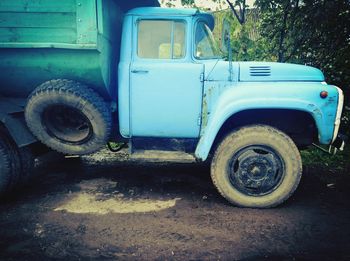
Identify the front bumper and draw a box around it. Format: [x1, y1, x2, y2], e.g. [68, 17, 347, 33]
[329, 86, 346, 153]
[332, 133, 347, 151]
[332, 87, 344, 143]
[313, 133, 347, 155]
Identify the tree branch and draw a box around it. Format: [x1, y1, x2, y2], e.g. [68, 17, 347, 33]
[226, 0, 246, 25]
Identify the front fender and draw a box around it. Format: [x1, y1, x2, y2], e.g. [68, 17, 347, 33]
[195, 82, 338, 161]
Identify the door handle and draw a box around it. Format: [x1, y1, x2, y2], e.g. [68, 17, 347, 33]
[131, 69, 149, 74]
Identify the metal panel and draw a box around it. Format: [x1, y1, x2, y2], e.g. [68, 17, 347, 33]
[0, 98, 36, 147]
[0, 48, 104, 98]
[195, 81, 339, 160]
[1, 114, 37, 147]
[0, 12, 76, 28]
[76, 0, 97, 44]
[0, 0, 78, 45]
[0, 28, 77, 43]
[239, 62, 325, 82]
[0, 0, 76, 13]
[96, 0, 125, 100]
[130, 61, 204, 138]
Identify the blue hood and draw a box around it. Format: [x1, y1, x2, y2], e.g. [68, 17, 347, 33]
[239, 62, 325, 82]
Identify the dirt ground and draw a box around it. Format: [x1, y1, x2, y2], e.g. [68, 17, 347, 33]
[0, 149, 350, 261]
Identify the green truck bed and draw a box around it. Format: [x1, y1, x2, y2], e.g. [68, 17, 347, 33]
[0, 0, 158, 99]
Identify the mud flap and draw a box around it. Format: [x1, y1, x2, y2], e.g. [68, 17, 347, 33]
[0, 98, 37, 148]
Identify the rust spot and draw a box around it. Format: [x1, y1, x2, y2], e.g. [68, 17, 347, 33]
[312, 108, 322, 118]
[201, 94, 208, 130]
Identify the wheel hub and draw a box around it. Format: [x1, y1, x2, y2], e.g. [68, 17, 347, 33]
[42, 105, 93, 144]
[229, 146, 285, 196]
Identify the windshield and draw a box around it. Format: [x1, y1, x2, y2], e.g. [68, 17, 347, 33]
[195, 21, 222, 59]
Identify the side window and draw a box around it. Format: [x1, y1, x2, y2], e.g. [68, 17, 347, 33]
[137, 20, 186, 59]
[195, 21, 221, 59]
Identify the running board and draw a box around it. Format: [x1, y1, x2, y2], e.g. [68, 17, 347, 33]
[130, 150, 196, 163]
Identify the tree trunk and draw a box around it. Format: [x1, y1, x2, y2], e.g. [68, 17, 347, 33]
[278, 4, 290, 62]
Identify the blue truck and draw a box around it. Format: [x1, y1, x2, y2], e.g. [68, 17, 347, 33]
[0, 1, 345, 208]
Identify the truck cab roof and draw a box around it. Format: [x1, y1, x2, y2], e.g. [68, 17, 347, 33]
[126, 7, 215, 29]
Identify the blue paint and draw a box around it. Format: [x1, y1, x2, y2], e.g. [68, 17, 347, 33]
[118, 14, 133, 137]
[119, 10, 206, 138]
[117, 7, 342, 161]
[239, 62, 325, 82]
[129, 61, 203, 137]
[203, 60, 238, 82]
[195, 81, 339, 160]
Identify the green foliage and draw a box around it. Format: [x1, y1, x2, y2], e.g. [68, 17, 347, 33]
[160, 0, 197, 8]
[255, 0, 350, 97]
[256, 0, 302, 62]
[213, 9, 271, 61]
[181, 0, 230, 10]
[301, 144, 349, 172]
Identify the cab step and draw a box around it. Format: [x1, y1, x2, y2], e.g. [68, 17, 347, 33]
[130, 150, 196, 163]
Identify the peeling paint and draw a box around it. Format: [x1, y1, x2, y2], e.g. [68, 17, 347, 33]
[201, 96, 208, 129]
[312, 108, 323, 118]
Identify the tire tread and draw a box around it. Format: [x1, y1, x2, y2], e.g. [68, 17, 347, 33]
[211, 124, 302, 208]
[25, 79, 112, 155]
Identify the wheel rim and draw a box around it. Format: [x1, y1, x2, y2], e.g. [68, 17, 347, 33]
[228, 145, 285, 196]
[42, 105, 93, 144]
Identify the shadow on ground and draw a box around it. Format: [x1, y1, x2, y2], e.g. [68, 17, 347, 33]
[0, 149, 349, 260]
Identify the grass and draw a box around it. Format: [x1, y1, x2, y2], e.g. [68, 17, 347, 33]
[302, 107, 349, 173]
[301, 145, 349, 172]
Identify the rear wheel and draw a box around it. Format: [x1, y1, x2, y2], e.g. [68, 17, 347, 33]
[211, 125, 302, 208]
[0, 132, 21, 195]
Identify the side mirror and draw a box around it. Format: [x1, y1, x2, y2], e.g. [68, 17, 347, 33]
[221, 18, 233, 81]
[221, 18, 231, 54]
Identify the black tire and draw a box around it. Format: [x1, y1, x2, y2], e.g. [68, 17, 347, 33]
[0, 133, 21, 195]
[25, 79, 112, 155]
[211, 125, 302, 208]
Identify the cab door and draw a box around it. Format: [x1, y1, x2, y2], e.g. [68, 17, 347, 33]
[130, 19, 203, 138]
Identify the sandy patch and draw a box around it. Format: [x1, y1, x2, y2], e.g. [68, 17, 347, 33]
[54, 178, 180, 214]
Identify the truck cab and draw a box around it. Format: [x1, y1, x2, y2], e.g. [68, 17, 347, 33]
[119, 8, 344, 160]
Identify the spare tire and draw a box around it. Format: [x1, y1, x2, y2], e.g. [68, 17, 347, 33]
[25, 79, 112, 155]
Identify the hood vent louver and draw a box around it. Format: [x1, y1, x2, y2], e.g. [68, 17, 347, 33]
[249, 66, 271, 77]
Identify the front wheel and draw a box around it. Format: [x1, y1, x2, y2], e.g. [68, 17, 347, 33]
[211, 125, 302, 208]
